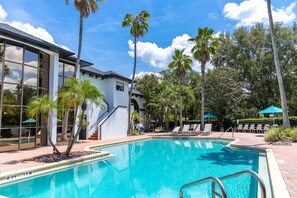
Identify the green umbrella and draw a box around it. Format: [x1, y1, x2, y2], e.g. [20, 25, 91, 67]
[22, 118, 36, 124]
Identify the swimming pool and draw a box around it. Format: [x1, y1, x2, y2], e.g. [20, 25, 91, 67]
[0, 139, 269, 197]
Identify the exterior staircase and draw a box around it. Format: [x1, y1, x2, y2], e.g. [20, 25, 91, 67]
[88, 131, 98, 140]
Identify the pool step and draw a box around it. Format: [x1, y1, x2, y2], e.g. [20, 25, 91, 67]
[89, 131, 98, 140]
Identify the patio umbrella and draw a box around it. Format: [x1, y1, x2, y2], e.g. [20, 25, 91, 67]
[204, 113, 217, 123]
[22, 118, 36, 124]
[258, 105, 282, 114]
[258, 105, 282, 124]
[204, 113, 217, 118]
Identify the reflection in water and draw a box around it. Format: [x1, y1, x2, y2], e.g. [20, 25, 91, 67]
[0, 140, 262, 198]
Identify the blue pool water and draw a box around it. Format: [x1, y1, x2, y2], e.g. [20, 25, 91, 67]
[0, 139, 262, 198]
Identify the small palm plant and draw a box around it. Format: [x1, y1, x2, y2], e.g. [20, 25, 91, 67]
[27, 95, 60, 154]
[189, 27, 219, 130]
[168, 49, 193, 127]
[64, 78, 104, 156]
[122, 10, 151, 134]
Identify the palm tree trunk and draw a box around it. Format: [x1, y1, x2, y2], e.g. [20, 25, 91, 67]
[179, 81, 183, 127]
[267, 0, 290, 128]
[74, 14, 84, 78]
[65, 109, 85, 156]
[201, 62, 205, 131]
[165, 107, 169, 130]
[61, 110, 69, 141]
[65, 107, 78, 154]
[127, 36, 137, 134]
[174, 104, 177, 127]
[47, 117, 60, 154]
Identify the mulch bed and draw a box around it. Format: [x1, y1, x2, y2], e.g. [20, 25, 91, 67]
[23, 151, 97, 163]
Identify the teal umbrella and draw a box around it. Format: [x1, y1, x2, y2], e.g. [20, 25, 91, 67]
[204, 113, 217, 118]
[22, 118, 36, 124]
[258, 105, 282, 114]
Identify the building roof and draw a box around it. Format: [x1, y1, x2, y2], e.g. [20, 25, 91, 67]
[130, 89, 144, 97]
[81, 66, 132, 83]
[0, 22, 73, 58]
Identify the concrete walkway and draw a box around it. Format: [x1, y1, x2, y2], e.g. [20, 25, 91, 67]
[0, 132, 296, 197]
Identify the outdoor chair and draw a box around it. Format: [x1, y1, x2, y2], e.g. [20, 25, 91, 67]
[171, 126, 180, 135]
[180, 124, 190, 135]
[201, 124, 212, 136]
[249, 124, 255, 133]
[189, 124, 200, 136]
[242, 124, 249, 133]
[255, 124, 263, 133]
[236, 124, 243, 132]
[263, 124, 270, 133]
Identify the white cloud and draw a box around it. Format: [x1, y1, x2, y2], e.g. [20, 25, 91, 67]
[208, 12, 219, 20]
[223, 0, 296, 27]
[127, 34, 214, 71]
[128, 34, 194, 68]
[131, 71, 161, 79]
[0, 4, 72, 50]
[0, 5, 7, 21]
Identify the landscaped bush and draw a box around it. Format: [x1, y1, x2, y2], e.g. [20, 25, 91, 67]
[264, 127, 297, 142]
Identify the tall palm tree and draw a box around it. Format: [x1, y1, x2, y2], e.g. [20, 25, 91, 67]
[27, 95, 60, 154]
[122, 10, 151, 134]
[168, 49, 193, 127]
[189, 27, 219, 130]
[65, 0, 105, 77]
[64, 78, 104, 156]
[267, 0, 290, 127]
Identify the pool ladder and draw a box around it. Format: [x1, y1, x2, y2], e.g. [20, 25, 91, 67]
[179, 170, 266, 198]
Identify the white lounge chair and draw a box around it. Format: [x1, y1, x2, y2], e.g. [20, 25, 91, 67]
[255, 124, 262, 133]
[201, 124, 212, 136]
[188, 124, 200, 136]
[242, 124, 249, 133]
[236, 124, 243, 132]
[180, 124, 190, 135]
[171, 126, 180, 135]
[249, 124, 255, 133]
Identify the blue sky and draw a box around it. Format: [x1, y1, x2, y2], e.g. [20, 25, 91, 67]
[0, 0, 296, 78]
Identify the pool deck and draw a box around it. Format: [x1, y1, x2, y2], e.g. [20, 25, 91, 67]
[0, 132, 296, 197]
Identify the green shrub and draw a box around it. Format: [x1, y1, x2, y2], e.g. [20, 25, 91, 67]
[264, 128, 281, 142]
[132, 130, 139, 136]
[264, 127, 297, 142]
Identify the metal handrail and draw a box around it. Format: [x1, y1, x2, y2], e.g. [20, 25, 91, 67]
[179, 170, 266, 198]
[219, 170, 266, 198]
[217, 127, 234, 139]
[179, 176, 227, 198]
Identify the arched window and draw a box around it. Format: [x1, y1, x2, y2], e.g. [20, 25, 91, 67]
[131, 99, 139, 113]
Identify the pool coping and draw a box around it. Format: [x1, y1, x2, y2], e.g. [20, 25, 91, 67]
[0, 151, 109, 186]
[0, 135, 290, 198]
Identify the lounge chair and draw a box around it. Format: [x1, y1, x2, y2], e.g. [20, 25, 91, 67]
[249, 124, 255, 133]
[263, 124, 270, 133]
[188, 124, 200, 136]
[242, 124, 249, 133]
[236, 124, 243, 132]
[180, 124, 190, 135]
[255, 124, 263, 133]
[201, 124, 212, 136]
[171, 126, 180, 135]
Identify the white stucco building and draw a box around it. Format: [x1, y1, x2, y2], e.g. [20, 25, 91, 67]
[0, 22, 146, 152]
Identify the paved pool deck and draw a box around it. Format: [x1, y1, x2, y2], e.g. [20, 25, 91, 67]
[0, 132, 296, 197]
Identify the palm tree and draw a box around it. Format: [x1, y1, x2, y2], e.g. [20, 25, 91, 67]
[58, 86, 77, 141]
[27, 95, 60, 154]
[189, 27, 219, 130]
[122, 10, 151, 134]
[267, 0, 290, 127]
[65, 0, 105, 77]
[64, 78, 104, 156]
[168, 49, 193, 127]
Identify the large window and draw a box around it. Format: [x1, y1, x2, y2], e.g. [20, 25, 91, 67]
[0, 41, 50, 151]
[58, 62, 75, 87]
